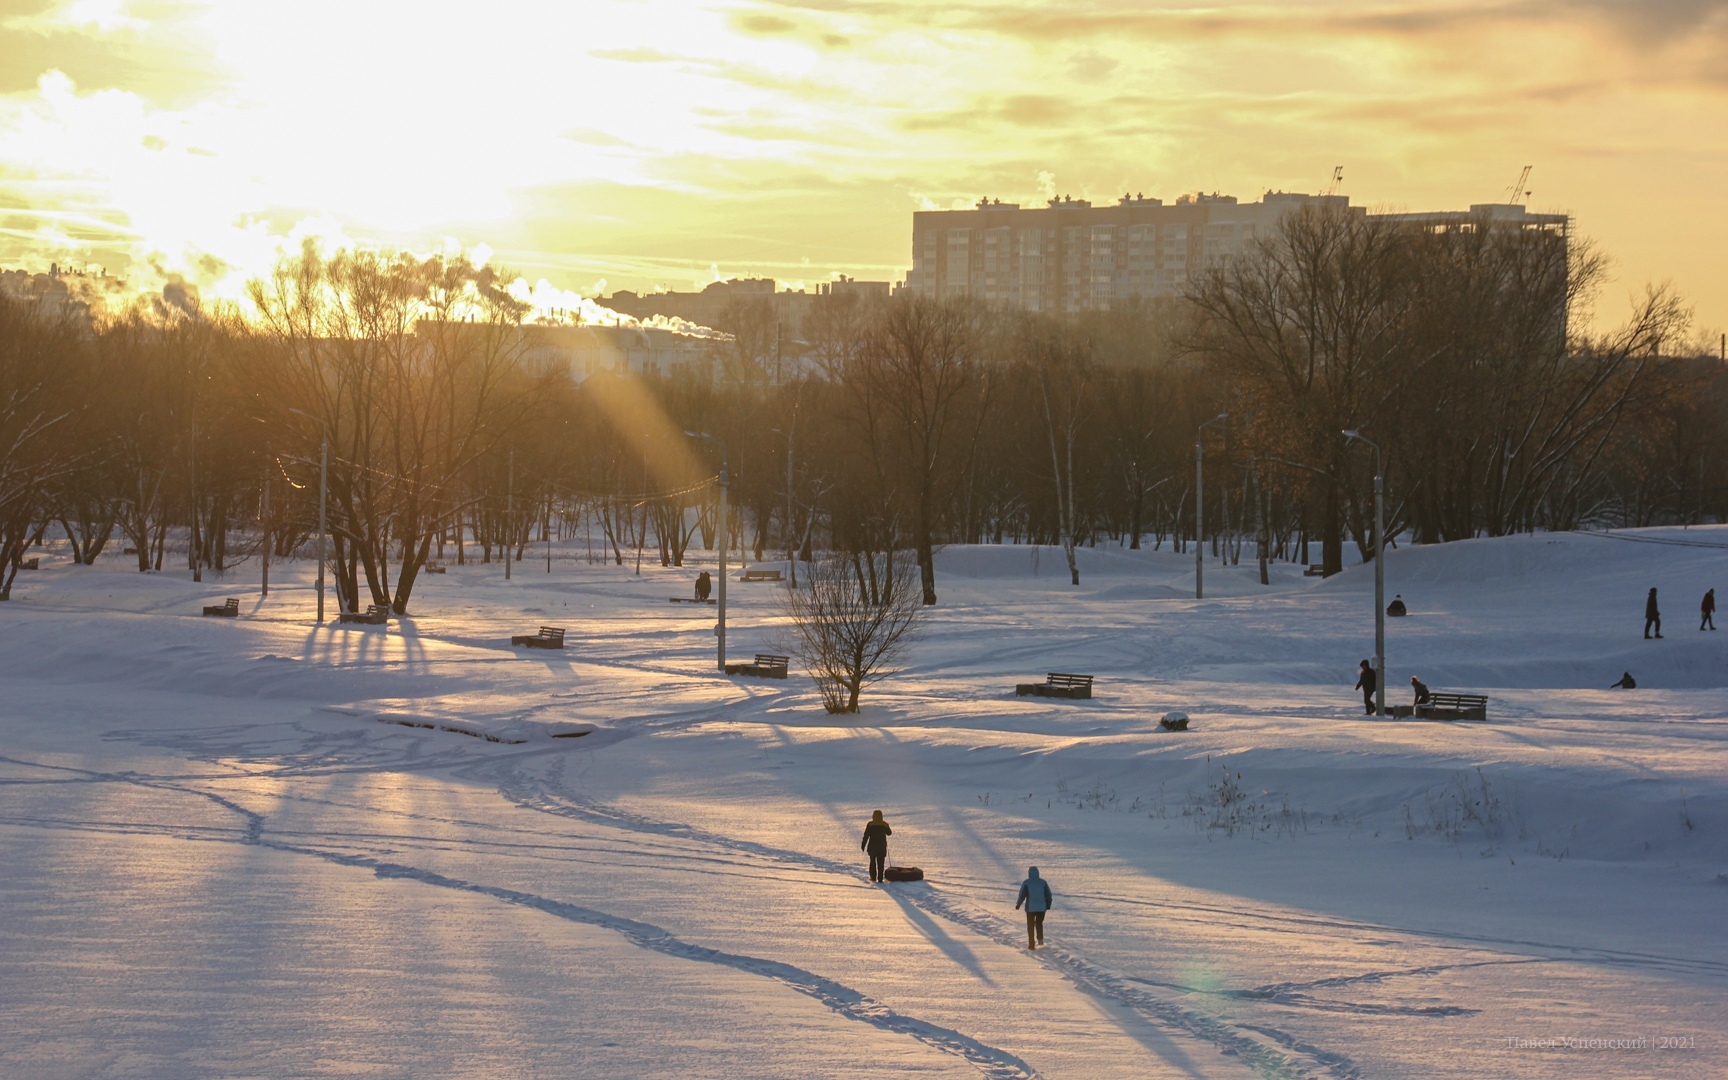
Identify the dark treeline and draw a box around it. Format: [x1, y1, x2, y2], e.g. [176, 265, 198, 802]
[3, 207, 1724, 605]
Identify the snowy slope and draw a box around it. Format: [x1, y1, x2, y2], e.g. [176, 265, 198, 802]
[1, 529, 1724, 1078]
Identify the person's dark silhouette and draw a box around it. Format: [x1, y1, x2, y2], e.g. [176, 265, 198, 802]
[861, 810, 891, 882]
[695, 571, 711, 602]
[1611, 671, 1636, 689]
[1411, 676, 1432, 706]
[1354, 660, 1377, 715]
[1015, 866, 1052, 949]
[1386, 594, 1408, 617]
[1702, 589, 1716, 631]
[1645, 588, 1662, 639]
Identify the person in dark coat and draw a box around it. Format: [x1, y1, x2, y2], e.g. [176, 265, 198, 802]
[1702, 589, 1716, 631]
[1015, 866, 1053, 949]
[861, 810, 891, 882]
[1386, 594, 1408, 617]
[1410, 676, 1432, 706]
[1645, 588, 1662, 639]
[1354, 660, 1377, 715]
[695, 571, 712, 601]
[1611, 671, 1636, 689]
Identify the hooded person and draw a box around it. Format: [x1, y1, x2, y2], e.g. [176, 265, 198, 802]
[1015, 866, 1053, 949]
[1645, 588, 1662, 639]
[1702, 588, 1716, 631]
[1354, 660, 1377, 715]
[861, 811, 892, 883]
[1611, 671, 1636, 689]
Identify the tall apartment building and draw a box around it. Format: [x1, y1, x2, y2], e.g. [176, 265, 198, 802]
[906, 191, 1567, 312]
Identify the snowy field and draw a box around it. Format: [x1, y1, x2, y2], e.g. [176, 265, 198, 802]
[2, 529, 1725, 1079]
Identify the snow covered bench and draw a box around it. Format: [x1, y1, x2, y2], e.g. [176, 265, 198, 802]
[725, 653, 789, 678]
[1016, 673, 1094, 700]
[1414, 692, 1488, 721]
[511, 626, 565, 649]
[16, 557, 39, 570]
[338, 604, 390, 625]
[202, 597, 240, 617]
[740, 568, 784, 582]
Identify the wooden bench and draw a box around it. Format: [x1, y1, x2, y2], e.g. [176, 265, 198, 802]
[202, 597, 240, 617]
[726, 653, 789, 678]
[338, 603, 390, 625]
[1414, 691, 1489, 721]
[740, 568, 784, 582]
[1016, 672, 1094, 700]
[1304, 564, 1326, 577]
[511, 625, 565, 649]
[669, 597, 716, 604]
[423, 562, 447, 574]
[16, 557, 39, 570]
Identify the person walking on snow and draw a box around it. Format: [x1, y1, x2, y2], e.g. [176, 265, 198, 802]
[1645, 588, 1663, 639]
[1355, 660, 1377, 715]
[1016, 866, 1053, 949]
[695, 571, 712, 602]
[1702, 588, 1716, 631]
[861, 811, 891, 883]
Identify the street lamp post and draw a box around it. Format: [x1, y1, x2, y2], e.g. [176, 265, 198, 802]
[317, 436, 328, 622]
[1195, 413, 1228, 599]
[1343, 430, 1385, 718]
[260, 474, 270, 598]
[286, 409, 331, 622]
[687, 432, 729, 671]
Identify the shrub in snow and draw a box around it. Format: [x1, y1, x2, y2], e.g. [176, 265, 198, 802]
[782, 550, 925, 714]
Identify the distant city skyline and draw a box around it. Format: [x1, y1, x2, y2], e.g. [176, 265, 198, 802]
[0, 1, 1723, 333]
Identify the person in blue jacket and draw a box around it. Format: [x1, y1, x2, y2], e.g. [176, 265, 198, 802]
[1015, 866, 1053, 949]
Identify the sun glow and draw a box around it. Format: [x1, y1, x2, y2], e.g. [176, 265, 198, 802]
[1, 0, 1725, 326]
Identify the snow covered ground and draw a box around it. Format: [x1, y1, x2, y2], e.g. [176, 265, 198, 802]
[2, 529, 1724, 1078]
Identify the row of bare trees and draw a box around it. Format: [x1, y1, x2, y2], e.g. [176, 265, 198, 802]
[2, 209, 1723, 610]
[1191, 205, 1708, 572]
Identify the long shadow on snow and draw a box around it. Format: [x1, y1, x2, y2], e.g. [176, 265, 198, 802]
[494, 756, 1360, 1080]
[0, 754, 1041, 1080]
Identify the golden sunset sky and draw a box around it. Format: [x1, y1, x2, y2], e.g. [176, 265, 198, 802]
[1, 0, 1724, 331]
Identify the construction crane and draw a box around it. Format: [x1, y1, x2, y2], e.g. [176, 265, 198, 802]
[1502, 165, 1532, 205]
[1325, 166, 1343, 196]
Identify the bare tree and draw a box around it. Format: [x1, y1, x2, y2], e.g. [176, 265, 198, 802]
[782, 549, 925, 714]
[845, 294, 981, 604]
[248, 243, 541, 613]
[1026, 320, 1094, 584]
[0, 294, 81, 598]
[1192, 204, 1415, 573]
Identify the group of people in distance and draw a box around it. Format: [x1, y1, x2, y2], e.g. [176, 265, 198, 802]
[1351, 586, 1719, 711]
[1643, 586, 1715, 639]
[1351, 663, 1436, 715]
[862, 811, 1053, 951]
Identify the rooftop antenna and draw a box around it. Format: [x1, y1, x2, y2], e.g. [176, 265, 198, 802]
[1503, 165, 1532, 206]
[1325, 165, 1343, 196]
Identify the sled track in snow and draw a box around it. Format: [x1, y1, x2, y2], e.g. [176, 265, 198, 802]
[0, 756, 1040, 1080]
[496, 758, 1363, 1080]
